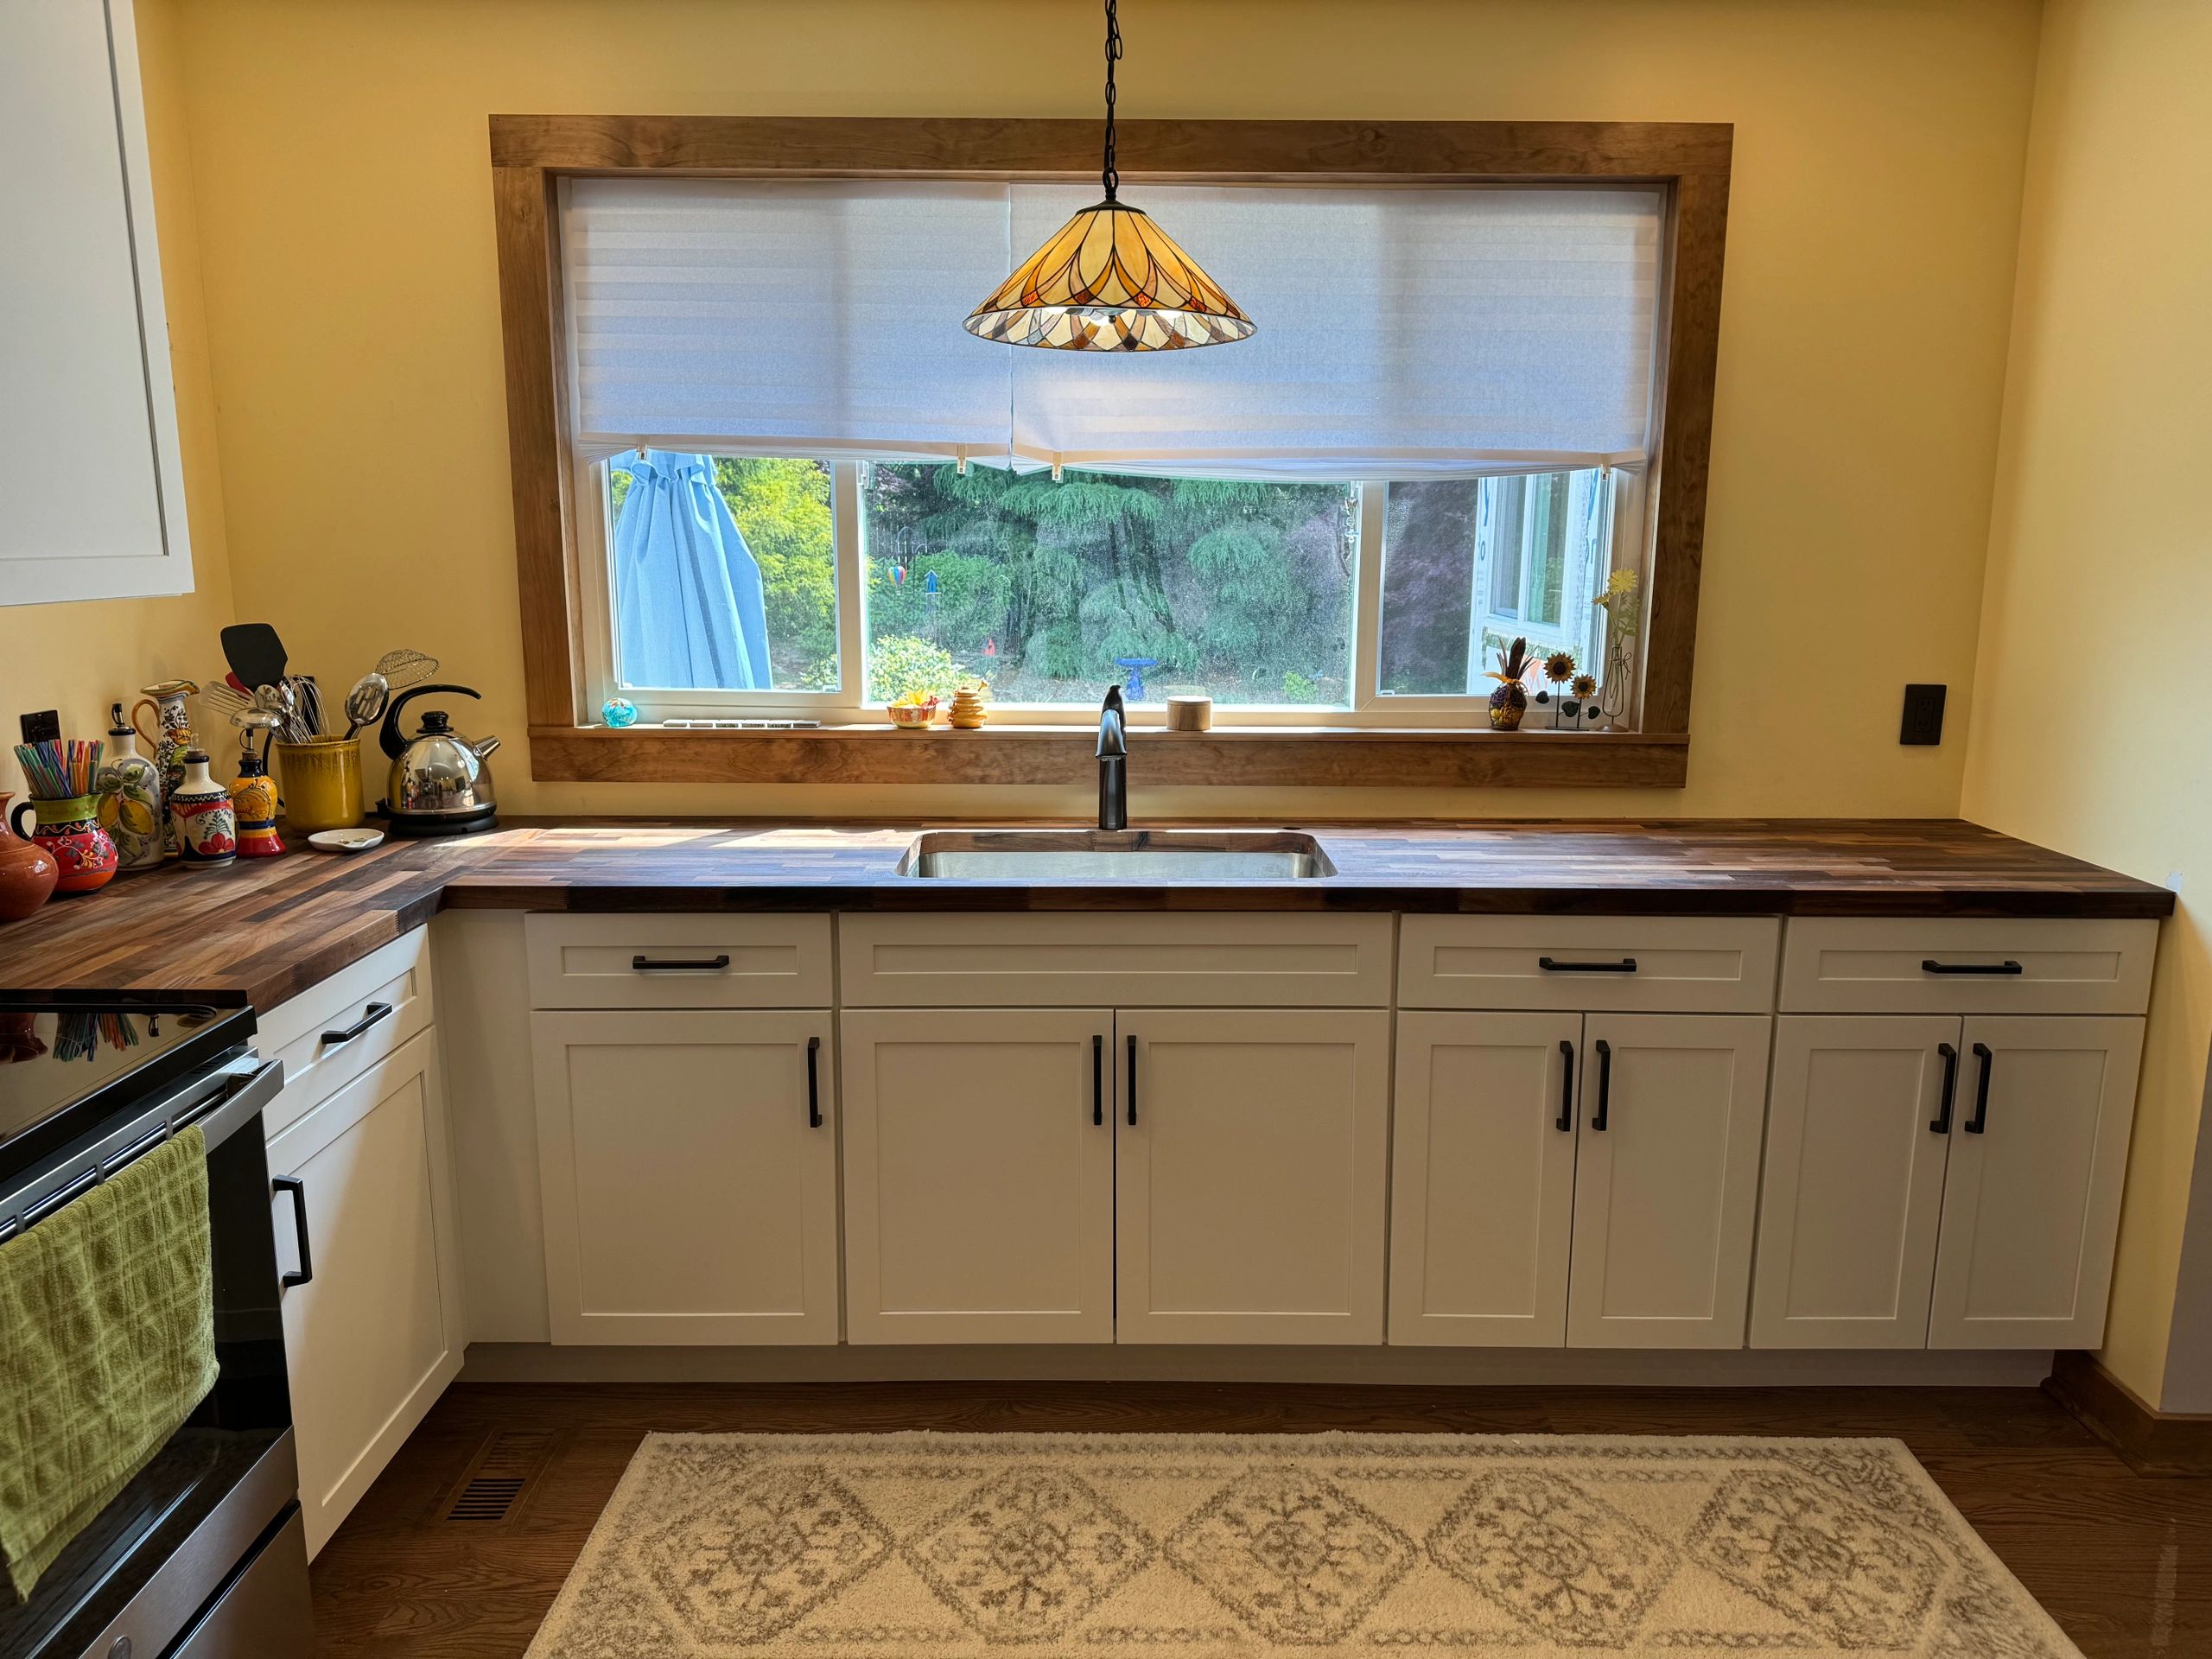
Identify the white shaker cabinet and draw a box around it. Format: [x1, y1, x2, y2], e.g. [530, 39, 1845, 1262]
[1116, 1009, 1391, 1344]
[1566, 1014, 1772, 1349]
[1928, 1015, 2144, 1349]
[531, 1009, 840, 1344]
[841, 1008, 1116, 1344]
[268, 1027, 461, 1559]
[1388, 1012, 1580, 1346]
[0, 0, 194, 603]
[1749, 1017, 1958, 1348]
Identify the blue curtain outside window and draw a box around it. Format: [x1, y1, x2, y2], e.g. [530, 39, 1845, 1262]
[609, 450, 772, 690]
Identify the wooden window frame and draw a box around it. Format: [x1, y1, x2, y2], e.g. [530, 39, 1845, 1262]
[492, 116, 1731, 790]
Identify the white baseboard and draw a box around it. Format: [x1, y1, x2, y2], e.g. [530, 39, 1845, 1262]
[460, 1342, 2053, 1389]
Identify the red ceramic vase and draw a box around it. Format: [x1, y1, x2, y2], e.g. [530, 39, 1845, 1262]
[9, 795, 118, 895]
[0, 791, 61, 919]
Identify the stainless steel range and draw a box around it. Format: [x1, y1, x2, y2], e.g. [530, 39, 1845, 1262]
[0, 994, 309, 1658]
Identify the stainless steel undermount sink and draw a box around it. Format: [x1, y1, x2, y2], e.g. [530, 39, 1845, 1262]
[899, 829, 1337, 880]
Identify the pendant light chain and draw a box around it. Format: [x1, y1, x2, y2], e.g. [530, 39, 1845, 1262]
[1101, 0, 1122, 201]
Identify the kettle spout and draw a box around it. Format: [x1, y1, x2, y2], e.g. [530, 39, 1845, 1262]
[470, 735, 502, 761]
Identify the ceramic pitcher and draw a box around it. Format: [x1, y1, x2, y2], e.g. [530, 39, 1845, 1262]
[96, 703, 167, 872]
[133, 679, 200, 861]
[168, 749, 236, 867]
[0, 792, 60, 920]
[8, 796, 118, 893]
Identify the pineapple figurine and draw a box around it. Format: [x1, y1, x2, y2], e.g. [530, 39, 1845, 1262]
[1486, 636, 1535, 730]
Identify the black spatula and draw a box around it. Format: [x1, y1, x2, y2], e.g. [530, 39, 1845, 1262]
[220, 622, 289, 691]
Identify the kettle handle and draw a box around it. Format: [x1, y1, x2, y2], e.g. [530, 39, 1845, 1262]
[379, 683, 480, 760]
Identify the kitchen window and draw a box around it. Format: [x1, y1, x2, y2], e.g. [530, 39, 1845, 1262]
[492, 117, 1731, 785]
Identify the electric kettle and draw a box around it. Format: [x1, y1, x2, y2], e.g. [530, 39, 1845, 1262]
[378, 683, 499, 836]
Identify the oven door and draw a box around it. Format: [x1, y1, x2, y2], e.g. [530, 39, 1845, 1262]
[0, 1058, 311, 1659]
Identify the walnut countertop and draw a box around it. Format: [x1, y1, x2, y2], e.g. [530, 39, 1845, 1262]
[0, 818, 2171, 1012]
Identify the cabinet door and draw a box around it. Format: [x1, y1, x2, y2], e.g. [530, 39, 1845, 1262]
[532, 1009, 839, 1344]
[1567, 1014, 1772, 1349]
[1117, 1009, 1390, 1344]
[1389, 1012, 1580, 1346]
[1750, 1016, 1958, 1349]
[842, 1009, 1114, 1343]
[1928, 1015, 2145, 1349]
[268, 1029, 461, 1559]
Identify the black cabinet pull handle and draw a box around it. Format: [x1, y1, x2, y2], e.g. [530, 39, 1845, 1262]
[805, 1036, 823, 1128]
[1965, 1043, 1993, 1134]
[272, 1175, 314, 1288]
[1592, 1039, 1613, 1131]
[1127, 1034, 1138, 1127]
[1555, 1039, 1576, 1133]
[1922, 959, 2024, 976]
[1093, 1034, 1104, 1127]
[321, 1001, 392, 1046]
[1539, 957, 1638, 974]
[632, 953, 731, 972]
[1931, 1041, 1959, 1135]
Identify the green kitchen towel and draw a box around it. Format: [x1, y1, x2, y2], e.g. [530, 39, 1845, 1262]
[0, 1127, 218, 1603]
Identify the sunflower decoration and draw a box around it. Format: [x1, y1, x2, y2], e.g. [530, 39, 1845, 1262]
[1543, 651, 1577, 684]
[1571, 673, 1599, 701]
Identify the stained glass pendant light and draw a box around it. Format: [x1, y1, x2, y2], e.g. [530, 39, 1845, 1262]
[964, 0, 1254, 352]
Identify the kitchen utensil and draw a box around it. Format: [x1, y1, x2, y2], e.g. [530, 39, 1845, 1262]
[341, 672, 389, 739]
[273, 735, 364, 834]
[219, 623, 288, 694]
[289, 675, 324, 739]
[198, 680, 252, 723]
[307, 826, 383, 855]
[377, 684, 498, 836]
[373, 649, 438, 690]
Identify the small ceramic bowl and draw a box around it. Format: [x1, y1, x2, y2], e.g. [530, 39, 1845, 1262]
[886, 698, 940, 729]
[308, 827, 385, 855]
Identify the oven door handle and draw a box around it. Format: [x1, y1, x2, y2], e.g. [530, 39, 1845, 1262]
[187, 1058, 286, 1154]
[271, 1175, 314, 1288]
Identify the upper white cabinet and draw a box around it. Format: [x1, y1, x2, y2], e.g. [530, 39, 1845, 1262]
[1566, 1014, 1773, 1349]
[0, 0, 193, 604]
[1116, 1009, 1391, 1344]
[532, 1007, 840, 1344]
[1928, 1015, 2143, 1348]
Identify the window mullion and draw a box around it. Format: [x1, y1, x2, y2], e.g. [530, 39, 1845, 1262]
[1350, 480, 1386, 713]
[834, 461, 867, 709]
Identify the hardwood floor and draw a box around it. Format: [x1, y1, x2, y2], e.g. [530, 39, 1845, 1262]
[308, 1381, 2212, 1657]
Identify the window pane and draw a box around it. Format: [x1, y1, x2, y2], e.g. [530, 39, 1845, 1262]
[606, 454, 837, 692]
[861, 465, 1357, 707]
[1380, 470, 1616, 696]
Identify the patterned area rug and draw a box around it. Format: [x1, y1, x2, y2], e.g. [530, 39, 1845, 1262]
[525, 1432, 2080, 1656]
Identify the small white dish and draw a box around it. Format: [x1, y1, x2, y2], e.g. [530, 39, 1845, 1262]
[308, 827, 385, 855]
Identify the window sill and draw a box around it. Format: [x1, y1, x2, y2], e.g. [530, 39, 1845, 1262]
[528, 724, 1690, 790]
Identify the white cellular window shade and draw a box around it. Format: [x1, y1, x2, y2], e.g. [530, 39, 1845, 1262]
[562, 178, 1663, 479]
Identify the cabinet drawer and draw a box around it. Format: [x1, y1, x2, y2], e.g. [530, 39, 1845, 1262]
[1780, 918, 2158, 1015]
[1398, 917, 1779, 1013]
[524, 914, 832, 1008]
[839, 913, 1393, 1007]
[259, 929, 433, 1141]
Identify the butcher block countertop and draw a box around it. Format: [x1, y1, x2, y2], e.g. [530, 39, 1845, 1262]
[0, 818, 2172, 1012]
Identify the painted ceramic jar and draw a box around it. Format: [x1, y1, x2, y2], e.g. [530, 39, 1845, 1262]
[0, 792, 61, 921]
[168, 750, 236, 868]
[96, 709, 167, 872]
[229, 753, 286, 859]
[8, 795, 118, 893]
[133, 679, 200, 861]
[1486, 681, 1529, 731]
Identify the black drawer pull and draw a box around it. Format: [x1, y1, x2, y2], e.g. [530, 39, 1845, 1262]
[321, 1001, 392, 1046]
[273, 1175, 314, 1288]
[632, 953, 731, 972]
[1093, 1033, 1104, 1127]
[1931, 1041, 1959, 1135]
[1539, 957, 1638, 974]
[1592, 1039, 1613, 1131]
[1965, 1043, 1994, 1134]
[1127, 1034, 1138, 1127]
[1555, 1039, 1575, 1133]
[806, 1036, 823, 1128]
[1922, 959, 2024, 976]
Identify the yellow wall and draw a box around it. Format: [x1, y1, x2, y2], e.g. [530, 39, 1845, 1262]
[0, 0, 235, 801]
[1961, 0, 2212, 1409]
[144, 0, 2041, 819]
